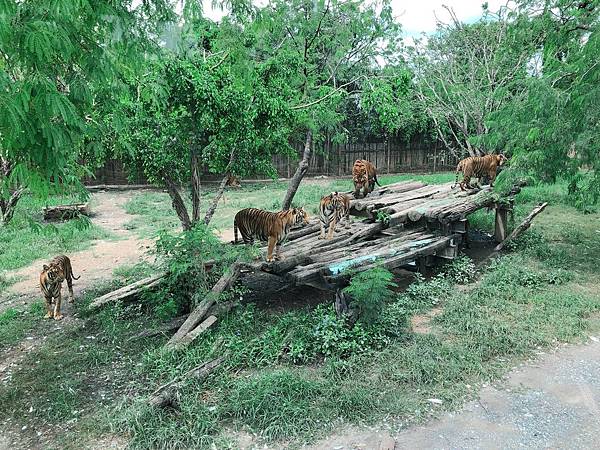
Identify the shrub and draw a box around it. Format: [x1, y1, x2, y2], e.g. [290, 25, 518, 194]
[343, 268, 397, 325]
[146, 224, 256, 319]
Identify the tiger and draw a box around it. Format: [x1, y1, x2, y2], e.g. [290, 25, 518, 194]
[352, 159, 380, 198]
[319, 192, 351, 240]
[454, 153, 508, 191]
[40, 255, 80, 321]
[226, 174, 241, 188]
[234, 207, 309, 262]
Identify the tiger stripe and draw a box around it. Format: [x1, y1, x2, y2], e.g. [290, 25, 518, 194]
[352, 159, 380, 198]
[454, 154, 507, 191]
[234, 207, 308, 262]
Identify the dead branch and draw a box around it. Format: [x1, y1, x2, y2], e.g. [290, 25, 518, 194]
[494, 202, 548, 252]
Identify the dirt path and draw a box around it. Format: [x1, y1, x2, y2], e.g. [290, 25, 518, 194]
[309, 337, 600, 450]
[3, 191, 153, 313]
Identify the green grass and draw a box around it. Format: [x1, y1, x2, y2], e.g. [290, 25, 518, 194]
[1, 177, 600, 449]
[0, 194, 111, 274]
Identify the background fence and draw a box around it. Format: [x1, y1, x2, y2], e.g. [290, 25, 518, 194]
[85, 138, 459, 185]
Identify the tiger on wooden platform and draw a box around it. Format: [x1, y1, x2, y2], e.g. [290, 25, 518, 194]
[454, 153, 507, 191]
[234, 207, 309, 262]
[352, 159, 380, 198]
[319, 192, 351, 240]
[40, 255, 80, 321]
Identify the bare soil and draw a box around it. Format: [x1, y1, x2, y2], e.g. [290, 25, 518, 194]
[3, 191, 153, 314]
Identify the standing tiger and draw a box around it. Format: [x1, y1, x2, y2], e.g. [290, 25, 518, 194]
[40, 255, 80, 321]
[234, 207, 309, 262]
[454, 153, 507, 191]
[319, 192, 351, 240]
[352, 159, 380, 198]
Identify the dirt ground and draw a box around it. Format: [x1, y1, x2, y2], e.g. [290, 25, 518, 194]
[2, 189, 600, 449]
[3, 190, 154, 314]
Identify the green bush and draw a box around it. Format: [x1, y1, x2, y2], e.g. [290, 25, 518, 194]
[146, 224, 257, 319]
[344, 268, 397, 325]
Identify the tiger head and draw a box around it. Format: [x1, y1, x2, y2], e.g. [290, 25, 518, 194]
[291, 207, 309, 226]
[497, 154, 508, 165]
[42, 263, 64, 284]
[352, 172, 368, 189]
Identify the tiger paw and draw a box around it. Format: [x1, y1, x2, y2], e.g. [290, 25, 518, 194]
[318, 235, 325, 240]
[45, 312, 53, 319]
[53, 314, 63, 321]
[69, 298, 75, 303]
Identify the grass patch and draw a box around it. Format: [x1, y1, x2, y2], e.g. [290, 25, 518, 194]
[123, 173, 455, 237]
[0, 194, 111, 272]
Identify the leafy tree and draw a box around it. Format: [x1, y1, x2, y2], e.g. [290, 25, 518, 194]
[484, 0, 600, 207]
[411, 5, 537, 157]
[0, 0, 173, 224]
[253, 0, 402, 209]
[110, 17, 296, 230]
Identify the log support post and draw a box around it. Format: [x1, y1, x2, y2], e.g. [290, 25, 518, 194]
[494, 205, 509, 243]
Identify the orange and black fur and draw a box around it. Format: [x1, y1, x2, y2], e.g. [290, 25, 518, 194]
[234, 207, 308, 262]
[352, 159, 380, 198]
[319, 192, 351, 240]
[40, 255, 80, 321]
[454, 154, 507, 191]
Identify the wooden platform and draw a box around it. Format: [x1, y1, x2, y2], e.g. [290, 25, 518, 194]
[247, 180, 502, 290]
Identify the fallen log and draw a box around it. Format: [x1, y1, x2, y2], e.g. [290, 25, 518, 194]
[166, 262, 243, 349]
[89, 273, 166, 310]
[171, 315, 218, 350]
[148, 356, 225, 408]
[43, 203, 90, 221]
[494, 202, 548, 252]
[89, 260, 217, 310]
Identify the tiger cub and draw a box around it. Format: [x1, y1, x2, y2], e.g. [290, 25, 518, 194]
[319, 192, 351, 240]
[234, 207, 309, 262]
[352, 159, 380, 198]
[40, 255, 80, 320]
[455, 153, 507, 191]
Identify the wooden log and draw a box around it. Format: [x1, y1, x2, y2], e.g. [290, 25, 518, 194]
[170, 315, 218, 350]
[166, 262, 243, 349]
[43, 203, 90, 221]
[126, 315, 188, 342]
[494, 202, 548, 252]
[327, 236, 453, 281]
[89, 273, 166, 310]
[148, 356, 225, 408]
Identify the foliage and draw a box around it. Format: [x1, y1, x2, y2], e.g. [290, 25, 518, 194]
[0, 0, 173, 222]
[148, 224, 256, 318]
[411, 5, 537, 157]
[483, 0, 600, 208]
[344, 267, 397, 325]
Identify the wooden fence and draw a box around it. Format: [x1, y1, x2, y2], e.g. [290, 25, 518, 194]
[85, 139, 459, 185]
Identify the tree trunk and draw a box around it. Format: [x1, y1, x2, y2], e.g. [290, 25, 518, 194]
[281, 130, 312, 210]
[203, 172, 230, 226]
[191, 150, 202, 224]
[203, 149, 236, 226]
[163, 174, 192, 231]
[0, 187, 24, 225]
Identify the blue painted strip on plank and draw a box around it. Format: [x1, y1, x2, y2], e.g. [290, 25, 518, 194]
[327, 236, 442, 275]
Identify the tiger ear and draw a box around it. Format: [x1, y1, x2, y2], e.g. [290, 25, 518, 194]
[43, 265, 49, 271]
